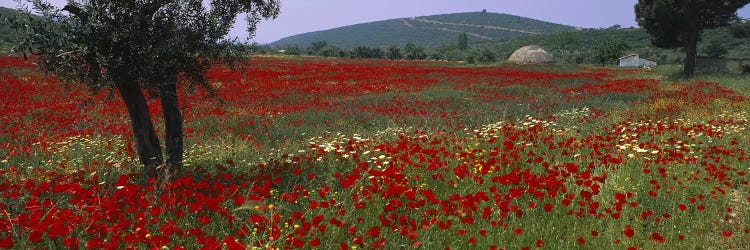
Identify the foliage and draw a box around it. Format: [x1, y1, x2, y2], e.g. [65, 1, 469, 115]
[550, 31, 582, 52]
[387, 44, 402, 59]
[351, 45, 384, 59]
[702, 39, 729, 57]
[457, 32, 469, 50]
[281, 45, 302, 56]
[235, 43, 277, 54]
[9, 0, 280, 180]
[478, 48, 496, 63]
[403, 42, 427, 60]
[730, 20, 750, 38]
[593, 39, 630, 65]
[635, 0, 749, 77]
[463, 50, 477, 64]
[307, 41, 329, 55]
[0, 7, 29, 51]
[635, 0, 747, 49]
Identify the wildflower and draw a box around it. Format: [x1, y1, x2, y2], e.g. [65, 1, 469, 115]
[535, 239, 545, 247]
[722, 231, 733, 237]
[577, 236, 586, 245]
[623, 226, 635, 238]
[0, 237, 13, 249]
[651, 232, 666, 243]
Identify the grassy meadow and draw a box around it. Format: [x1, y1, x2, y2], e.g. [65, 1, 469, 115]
[1, 55, 749, 249]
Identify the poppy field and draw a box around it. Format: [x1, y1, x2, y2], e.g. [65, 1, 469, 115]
[1, 55, 749, 249]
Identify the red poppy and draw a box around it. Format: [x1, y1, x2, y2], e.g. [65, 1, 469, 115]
[310, 238, 320, 247]
[623, 226, 635, 238]
[650, 232, 666, 243]
[366, 226, 380, 238]
[0, 237, 12, 249]
[28, 230, 43, 243]
[196, 215, 211, 225]
[722, 231, 733, 237]
[577, 236, 585, 244]
[543, 203, 554, 212]
[62, 237, 79, 249]
[47, 220, 69, 239]
[535, 239, 544, 247]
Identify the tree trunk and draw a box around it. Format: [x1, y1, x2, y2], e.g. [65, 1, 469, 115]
[114, 79, 164, 180]
[160, 82, 183, 181]
[683, 30, 699, 78]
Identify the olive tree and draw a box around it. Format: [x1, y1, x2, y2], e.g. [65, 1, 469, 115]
[12, 0, 280, 181]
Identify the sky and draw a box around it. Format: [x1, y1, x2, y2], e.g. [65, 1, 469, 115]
[3, 0, 750, 44]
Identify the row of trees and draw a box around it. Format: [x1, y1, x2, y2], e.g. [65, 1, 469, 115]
[273, 33, 499, 63]
[276, 41, 430, 60]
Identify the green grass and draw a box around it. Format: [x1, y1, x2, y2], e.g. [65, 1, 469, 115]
[2, 58, 749, 249]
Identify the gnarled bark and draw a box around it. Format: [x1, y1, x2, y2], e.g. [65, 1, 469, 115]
[114, 78, 163, 180]
[160, 82, 183, 180]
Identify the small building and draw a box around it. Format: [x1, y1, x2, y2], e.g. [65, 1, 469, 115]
[618, 54, 657, 68]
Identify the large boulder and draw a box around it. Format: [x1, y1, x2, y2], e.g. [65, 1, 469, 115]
[506, 45, 554, 64]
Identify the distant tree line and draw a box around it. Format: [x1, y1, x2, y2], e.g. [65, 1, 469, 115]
[274, 41, 432, 61]
[240, 23, 750, 68]
[266, 33, 500, 63]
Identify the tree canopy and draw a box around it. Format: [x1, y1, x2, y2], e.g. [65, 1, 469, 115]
[593, 39, 630, 65]
[12, 0, 280, 182]
[457, 32, 469, 50]
[635, 0, 749, 77]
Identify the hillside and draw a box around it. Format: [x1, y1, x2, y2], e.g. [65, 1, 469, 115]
[0, 7, 54, 52]
[0, 7, 22, 51]
[483, 26, 750, 65]
[269, 12, 576, 49]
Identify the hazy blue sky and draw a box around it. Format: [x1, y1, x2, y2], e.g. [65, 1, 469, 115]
[3, 0, 750, 43]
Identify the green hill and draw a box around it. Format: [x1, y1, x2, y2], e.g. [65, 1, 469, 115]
[0, 7, 23, 51]
[269, 12, 576, 49]
[0, 7, 54, 52]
